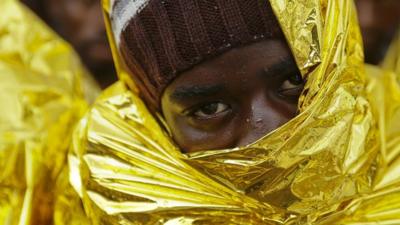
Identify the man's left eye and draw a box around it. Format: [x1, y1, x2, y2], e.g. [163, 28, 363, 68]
[278, 73, 304, 96]
[191, 102, 230, 119]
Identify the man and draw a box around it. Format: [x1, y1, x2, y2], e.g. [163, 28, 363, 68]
[112, 0, 304, 152]
[2, 0, 400, 224]
[22, 0, 117, 88]
[67, 0, 400, 224]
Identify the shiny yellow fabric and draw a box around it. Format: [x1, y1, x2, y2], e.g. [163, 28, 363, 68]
[66, 0, 400, 224]
[0, 1, 99, 224]
[383, 32, 400, 79]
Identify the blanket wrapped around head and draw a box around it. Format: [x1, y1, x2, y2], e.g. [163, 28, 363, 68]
[64, 0, 400, 224]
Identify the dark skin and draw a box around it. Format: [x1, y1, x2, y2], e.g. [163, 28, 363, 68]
[161, 40, 304, 153]
[161, 1, 400, 153]
[356, 0, 400, 64]
[22, 0, 116, 88]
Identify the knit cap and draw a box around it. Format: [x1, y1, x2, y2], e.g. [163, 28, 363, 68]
[110, 0, 283, 109]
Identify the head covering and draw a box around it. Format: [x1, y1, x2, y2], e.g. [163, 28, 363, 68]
[110, 0, 283, 109]
[65, 0, 400, 224]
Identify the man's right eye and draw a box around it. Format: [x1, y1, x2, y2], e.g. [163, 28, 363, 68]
[188, 102, 231, 119]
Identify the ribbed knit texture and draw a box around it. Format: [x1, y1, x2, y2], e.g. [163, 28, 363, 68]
[111, 0, 282, 109]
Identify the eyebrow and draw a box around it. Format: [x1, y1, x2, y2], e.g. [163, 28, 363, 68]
[262, 57, 298, 78]
[171, 84, 225, 101]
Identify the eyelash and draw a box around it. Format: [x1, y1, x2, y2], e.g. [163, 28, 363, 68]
[277, 73, 305, 99]
[184, 101, 231, 119]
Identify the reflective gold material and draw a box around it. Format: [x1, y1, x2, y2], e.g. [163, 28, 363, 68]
[66, 0, 400, 224]
[0, 1, 98, 224]
[383, 32, 400, 78]
[2, 0, 400, 224]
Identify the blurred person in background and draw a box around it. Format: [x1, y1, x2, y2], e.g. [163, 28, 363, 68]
[22, 0, 117, 88]
[356, 0, 400, 65]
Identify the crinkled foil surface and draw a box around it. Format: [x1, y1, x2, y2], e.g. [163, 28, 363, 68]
[0, 1, 99, 224]
[64, 0, 400, 224]
[383, 31, 400, 77]
[1, 0, 400, 224]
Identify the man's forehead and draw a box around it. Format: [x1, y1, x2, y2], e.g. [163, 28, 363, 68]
[110, 0, 150, 45]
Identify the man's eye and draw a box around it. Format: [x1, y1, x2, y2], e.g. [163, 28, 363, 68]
[191, 102, 230, 119]
[279, 73, 304, 96]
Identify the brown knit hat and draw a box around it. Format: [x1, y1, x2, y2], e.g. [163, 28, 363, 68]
[110, 0, 283, 110]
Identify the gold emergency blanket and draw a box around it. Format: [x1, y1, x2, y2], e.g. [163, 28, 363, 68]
[65, 0, 400, 224]
[0, 0, 98, 224]
[383, 31, 400, 77]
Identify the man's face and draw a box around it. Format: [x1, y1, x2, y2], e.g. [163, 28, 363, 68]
[44, 0, 115, 86]
[356, 0, 400, 64]
[161, 40, 303, 153]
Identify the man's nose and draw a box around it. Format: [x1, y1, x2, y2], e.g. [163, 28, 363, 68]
[235, 92, 287, 147]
